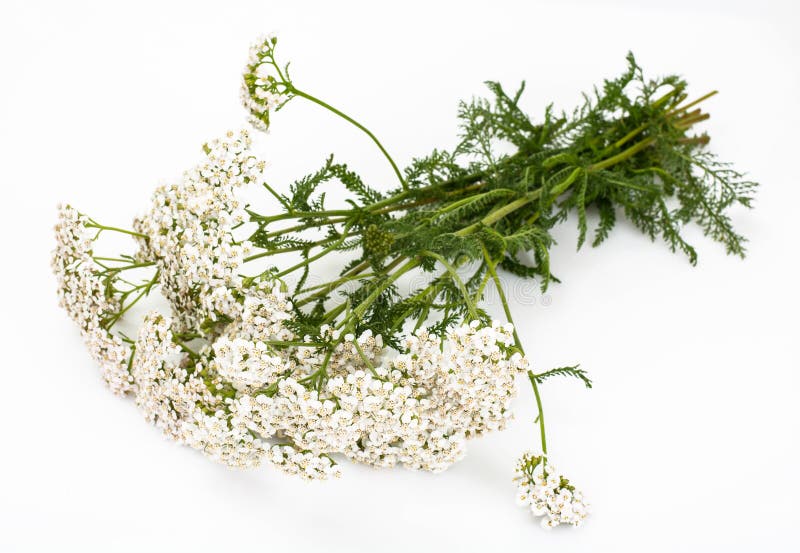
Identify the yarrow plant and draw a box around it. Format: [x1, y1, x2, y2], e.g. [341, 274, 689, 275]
[53, 35, 756, 526]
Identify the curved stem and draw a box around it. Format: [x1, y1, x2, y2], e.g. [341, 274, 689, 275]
[290, 86, 407, 191]
[420, 251, 478, 320]
[297, 271, 376, 295]
[390, 276, 444, 332]
[97, 261, 156, 275]
[87, 221, 148, 240]
[527, 371, 548, 455]
[103, 270, 160, 330]
[351, 338, 382, 379]
[483, 247, 547, 455]
[296, 255, 404, 308]
[352, 258, 418, 319]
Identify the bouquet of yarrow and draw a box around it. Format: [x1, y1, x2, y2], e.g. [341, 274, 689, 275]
[53, 36, 756, 528]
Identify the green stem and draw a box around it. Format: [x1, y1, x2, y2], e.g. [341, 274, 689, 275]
[104, 270, 160, 329]
[87, 222, 148, 240]
[249, 199, 429, 231]
[252, 208, 364, 223]
[527, 371, 548, 455]
[272, 223, 354, 278]
[93, 256, 135, 263]
[99, 261, 156, 274]
[587, 137, 655, 172]
[255, 218, 349, 241]
[262, 181, 292, 211]
[483, 246, 547, 455]
[665, 90, 717, 117]
[297, 271, 376, 295]
[352, 258, 418, 320]
[174, 338, 199, 359]
[472, 268, 492, 306]
[263, 340, 326, 348]
[390, 277, 444, 332]
[290, 87, 407, 191]
[243, 234, 348, 263]
[300, 255, 406, 309]
[351, 338, 382, 379]
[299, 347, 335, 390]
[420, 251, 478, 319]
[456, 187, 545, 236]
[322, 302, 348, 324]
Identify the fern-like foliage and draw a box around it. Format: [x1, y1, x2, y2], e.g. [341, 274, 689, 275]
[246, 53, 756, 348]
[532, 366, 593, 389]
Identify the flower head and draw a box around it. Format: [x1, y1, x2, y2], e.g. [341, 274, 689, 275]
[241, 35, 292, 131]
[133, 130, 264, 332]
[514, 452, 589, 527]
[52, 205, 134, 395]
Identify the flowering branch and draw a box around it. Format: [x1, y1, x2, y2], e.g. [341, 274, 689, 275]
[242, 35, 407, 190]
[52, 37, 756, 527]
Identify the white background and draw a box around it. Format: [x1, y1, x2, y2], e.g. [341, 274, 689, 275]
[1, 1, 798, 551]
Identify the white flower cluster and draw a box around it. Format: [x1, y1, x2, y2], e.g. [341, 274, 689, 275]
[123, 292, 527, 479]
[203, 320, 527, 474]
[52, 205, 134, 395]
[48, 34, 605, 525]
[241, 35, 290, 132]
[287, 322, 523, 471]
[132, 311, 340, 479]
[54, 129, 532, 486]
[212, 337, 284, 391]
[133, 130, 264, 332]
[514, 452, 589, 528]
[208, 280, 295, 391]
[131, 311, 207, 441]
